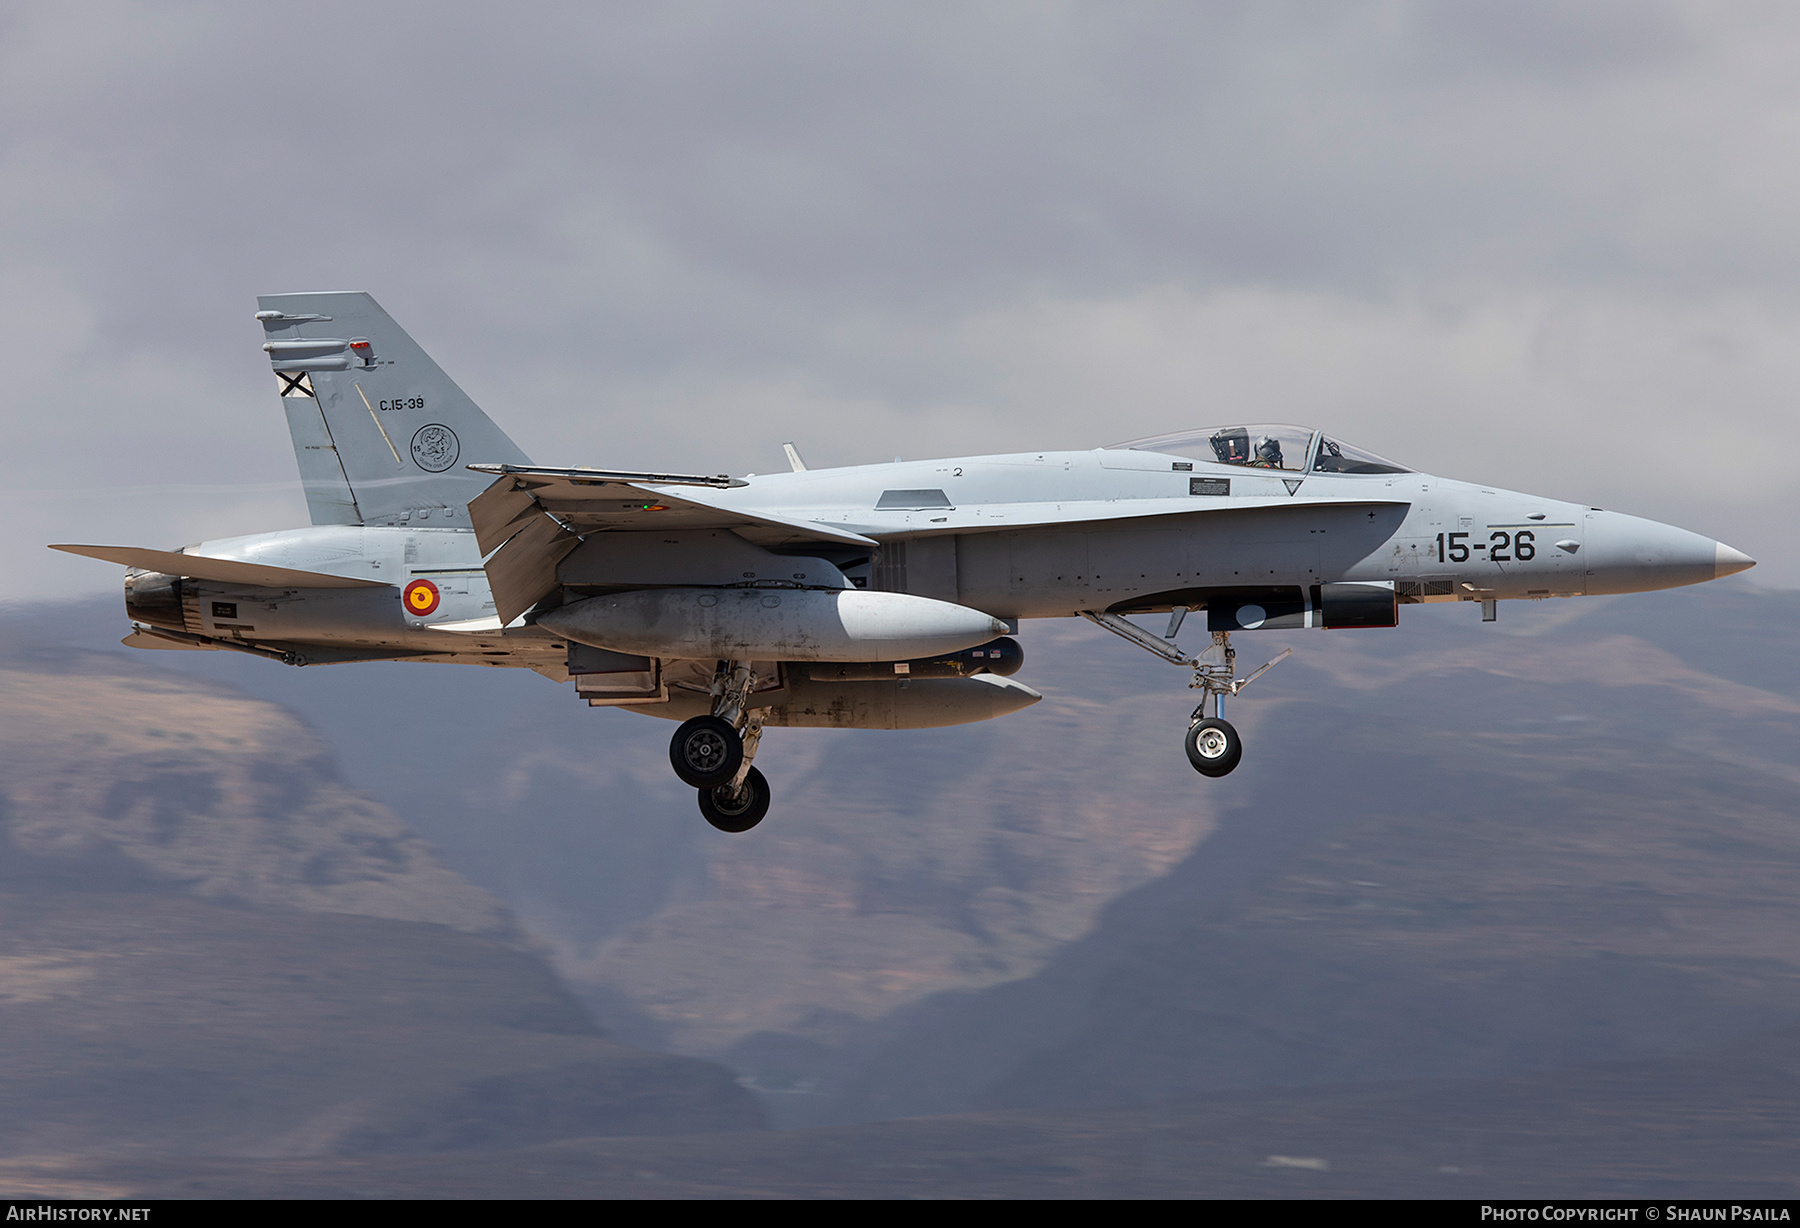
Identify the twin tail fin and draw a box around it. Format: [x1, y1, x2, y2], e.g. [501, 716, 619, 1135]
[256, 291, 530, 527]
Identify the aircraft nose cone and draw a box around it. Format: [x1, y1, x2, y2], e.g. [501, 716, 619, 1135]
[1582, 511, 1740, 595]
[1715, 542, 1756, 578]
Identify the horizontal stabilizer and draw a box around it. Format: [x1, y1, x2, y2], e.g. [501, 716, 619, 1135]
[49, 544, 391, 589]
[121, 628, 215, 652]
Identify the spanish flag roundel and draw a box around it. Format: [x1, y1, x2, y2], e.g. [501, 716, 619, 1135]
[404, 578, 441, 616]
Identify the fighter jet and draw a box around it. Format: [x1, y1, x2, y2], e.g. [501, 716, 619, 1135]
[53, 293, 1756, 831]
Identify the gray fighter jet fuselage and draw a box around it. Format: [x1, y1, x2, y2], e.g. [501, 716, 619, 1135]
[54, 293, 1755, 832]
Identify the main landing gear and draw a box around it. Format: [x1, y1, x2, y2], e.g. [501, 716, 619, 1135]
[698, 767, 771, 833]
[669, 661, 773, 832]
[1080, 612, 1289, 780]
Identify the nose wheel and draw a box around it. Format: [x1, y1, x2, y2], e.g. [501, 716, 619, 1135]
[1185, 717, 1242, 777]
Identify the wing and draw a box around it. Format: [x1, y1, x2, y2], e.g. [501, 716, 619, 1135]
[468, 463, 1413, 624]
[468, 465, 878, 623]
[49, 544, 391, 589]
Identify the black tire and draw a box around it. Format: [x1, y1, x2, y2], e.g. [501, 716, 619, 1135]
[698, 767, 771, 833]
[1185, 717, 1242, 777]
[670, 715, 742, 788]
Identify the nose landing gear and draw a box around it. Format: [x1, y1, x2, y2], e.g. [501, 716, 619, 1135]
[1185, 717, 1242, 777]
[1183, 631, 1263, 778]
[669, 661, 773, 831]
[1081, 612, 1288, 779]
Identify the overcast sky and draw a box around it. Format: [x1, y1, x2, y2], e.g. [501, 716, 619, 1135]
[7, 0, 1798, 599]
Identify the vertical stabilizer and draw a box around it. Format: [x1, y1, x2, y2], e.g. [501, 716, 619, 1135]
[256, 292, 530, 526]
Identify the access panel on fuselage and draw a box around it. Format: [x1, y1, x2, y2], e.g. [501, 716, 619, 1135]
[954, 506, 1349, 619]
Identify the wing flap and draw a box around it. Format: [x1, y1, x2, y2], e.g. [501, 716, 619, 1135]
[467, 467, 877, 552]
[50, 544, 391, 589]
[484, 514, 580, 624]
[467, 474, 545, 557]
[467, 467, 878, 624]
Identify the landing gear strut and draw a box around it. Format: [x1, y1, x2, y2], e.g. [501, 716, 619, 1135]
[1183, 631, 1261, 778]
[669, 660, 773, 831]
[1081, 613, 1289, 779]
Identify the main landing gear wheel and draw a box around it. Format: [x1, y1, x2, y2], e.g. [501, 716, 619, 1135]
[1185, 717, 1242, 778]
[670, 715, 743, 788]
[699, 767, 771, 833]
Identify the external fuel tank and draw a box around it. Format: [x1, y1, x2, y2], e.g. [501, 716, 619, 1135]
[539, 587, 1010, 663]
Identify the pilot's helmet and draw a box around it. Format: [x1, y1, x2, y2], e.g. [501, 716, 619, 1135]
[1254, 436, 1284, 466]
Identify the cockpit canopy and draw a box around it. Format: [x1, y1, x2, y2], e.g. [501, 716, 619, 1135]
[1108, 424, 1410, 475]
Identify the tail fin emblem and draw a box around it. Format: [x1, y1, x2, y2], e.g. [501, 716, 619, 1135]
[277, 371, 316, 398]
[410, 424, 460, 473]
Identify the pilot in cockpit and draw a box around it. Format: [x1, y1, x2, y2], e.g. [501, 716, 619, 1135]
[1250, 435, 1284, 469]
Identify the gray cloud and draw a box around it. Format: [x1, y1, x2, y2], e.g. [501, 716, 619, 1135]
[4, 0, 1795, 595]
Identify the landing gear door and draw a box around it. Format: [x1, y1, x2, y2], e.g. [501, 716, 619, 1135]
[570, 643, 667, 706]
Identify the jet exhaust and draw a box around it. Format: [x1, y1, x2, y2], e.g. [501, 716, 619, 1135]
[123, 571, 185, 631]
